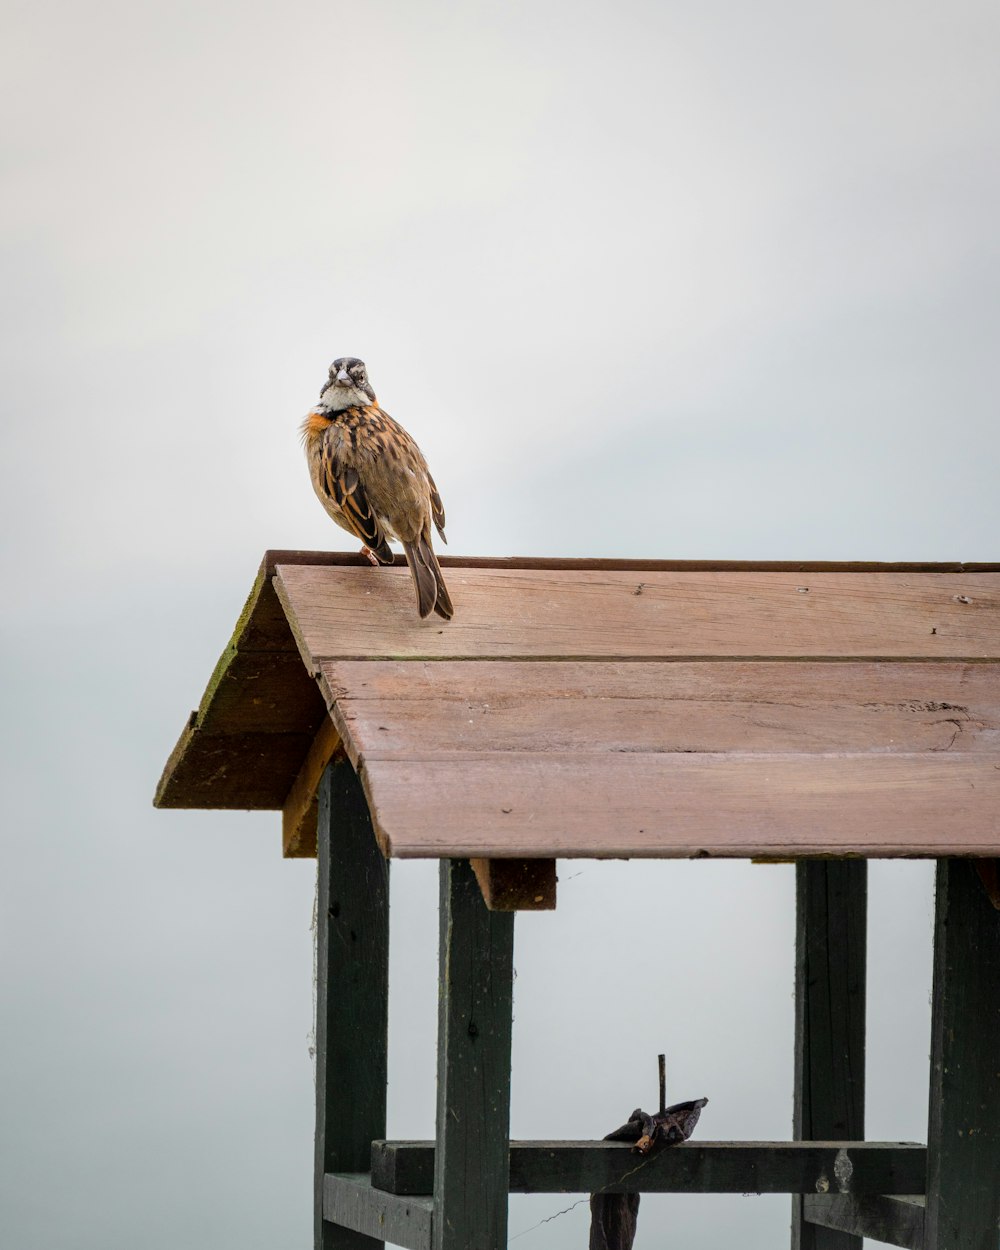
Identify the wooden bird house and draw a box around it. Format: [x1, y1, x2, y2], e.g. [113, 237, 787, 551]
[156, 551, 1000, 1250]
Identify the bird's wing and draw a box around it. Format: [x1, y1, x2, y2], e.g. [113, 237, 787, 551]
[319, 434, 393, 562]
[427, 470, 447, 544]
[369, 406, 447, 545]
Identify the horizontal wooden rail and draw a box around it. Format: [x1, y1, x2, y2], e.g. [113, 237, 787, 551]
[804, 1194, 925, 1250]
[323, 1173, 433, 1250]
[324, 1161, 927, 1250]
[370, 1139, 926, 1196]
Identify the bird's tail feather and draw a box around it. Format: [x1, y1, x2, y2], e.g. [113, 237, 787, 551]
[402, 536, 454, 620]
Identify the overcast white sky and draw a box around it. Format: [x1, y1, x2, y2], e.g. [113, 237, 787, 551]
[2, 2, 998, 1247]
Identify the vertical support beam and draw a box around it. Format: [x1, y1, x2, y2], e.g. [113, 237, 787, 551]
[315, 759, 390, 1250]
[433, 859, 515, 1250]
[925, 859, 1000, 1250]
[792, 861, 868, 1250]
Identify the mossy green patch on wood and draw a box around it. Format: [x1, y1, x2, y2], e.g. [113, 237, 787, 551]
[153, 562, 326, 810]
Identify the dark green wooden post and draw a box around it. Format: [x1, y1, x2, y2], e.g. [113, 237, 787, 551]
[925, 859, 1000, 1250]
[433, 858, 515, 1250]
[315, 759, 390, 1250]
[792, 861, 868, 1250]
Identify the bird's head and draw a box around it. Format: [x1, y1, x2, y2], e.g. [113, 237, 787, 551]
[319, 357, 376, 409]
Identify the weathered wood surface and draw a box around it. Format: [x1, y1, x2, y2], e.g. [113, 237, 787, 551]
[154, 563, 327, 810]
[321, 661, 1000, 762]
[318, 659, 999, 858]
[793, 863, 867, 1250]
[925, 859, 1000, 1250]
[804, 1195, 925, 1250]
[355, 754, 1000, 859]
[262, 549, 1000, 576]
[315, 762, 389, 1250]
[156, 558, 1000, 865]
[433, 859, 514, 1250]
[469, 858, 557, 911]
[370, 1140, 926, 1196]
[323, 1175, 432, 1250]
[276, 565, 1000, 661]
[283, 717, 343, 857]
[157, 725, 318, 810]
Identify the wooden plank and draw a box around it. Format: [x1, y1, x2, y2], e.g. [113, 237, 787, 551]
[320, 658, 1000, 708]
[804, 1195, 925, 1250]
[197, 649, 321, 734]
[275, 566, 1000, 662]
[156, 557, 1000, 816]
[323, 1175, 432, 1250]
[469, 858, 557, 910]
[925, 859, 1000, 1250]
[434, 859, 514, 1250]
[321, 662, 1000, 765]
[263, 549, 1000, 575]
[155, 724, 318, 810]
[315, 761, 389, 1250]
[283, 717, 343, 858]
[357, 754, 1000, 859]
[792, 863, 867, 1250]
[371, 1140, 927, 1196]
[155, 564, 327, 810]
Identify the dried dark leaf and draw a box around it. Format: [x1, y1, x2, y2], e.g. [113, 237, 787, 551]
[652, 1097, 709, 1144]
[587, 1097, 709, 1248]
[589, 1193, 640, 1250]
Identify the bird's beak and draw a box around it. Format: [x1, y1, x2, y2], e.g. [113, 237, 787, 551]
[335, 368, 351, 385]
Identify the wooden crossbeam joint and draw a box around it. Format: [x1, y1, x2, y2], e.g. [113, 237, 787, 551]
[324, 1174, 432, 1250]
[973, 858, 1000, 909]
[804, 1195, 925, 1250]
[283, 717, 343, 857]
[470, 857, 557, 910]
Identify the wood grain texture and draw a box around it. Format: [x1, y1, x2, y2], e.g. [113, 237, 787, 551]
[315, 761, 389, 1250]
[804, 1196, 924, 1250]
[371, 1140, 926, 1197]
[925, 859, 1000, 1250]
[156, 725, 319, 810]
[320, 661, 1000, 765]
[283, 717, 343, 857]
[320, 658, 1000, 705]
[157, 558, 1000, 867]
[276, 565, 1000, 662]
[433, 859, 514, 1250]
[792, 863, 867, 1250]
[323, 1176, 432, 1250]
[358, 755, 1000, 859]
[324, 659, 999, 859]
[263, 549, 1000, 576]
[155, 564, 327, 810]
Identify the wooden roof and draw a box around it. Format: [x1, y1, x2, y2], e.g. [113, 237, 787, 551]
[155, 552, 1000, 861]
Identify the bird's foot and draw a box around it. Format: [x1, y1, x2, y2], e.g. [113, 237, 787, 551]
[360, 545, 381, 567]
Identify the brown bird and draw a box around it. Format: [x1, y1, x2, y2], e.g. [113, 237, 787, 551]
[300, 356, 454, 620]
